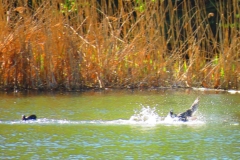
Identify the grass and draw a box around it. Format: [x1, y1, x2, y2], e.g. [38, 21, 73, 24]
[0, 0, 239, 91]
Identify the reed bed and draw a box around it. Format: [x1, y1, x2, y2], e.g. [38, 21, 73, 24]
[0, 0, 239, 90]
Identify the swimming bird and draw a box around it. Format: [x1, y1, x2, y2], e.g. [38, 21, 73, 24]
[22, 114, 37, 120]
[169, 97, 199, 121]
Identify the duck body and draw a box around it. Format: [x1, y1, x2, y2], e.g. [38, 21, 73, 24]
[22, 115, 37, 120]
[169, 97, 199, 122]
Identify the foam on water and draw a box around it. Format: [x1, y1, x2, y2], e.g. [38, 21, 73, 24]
[0, 106, 205, 126]
[129, 106, 162, 124]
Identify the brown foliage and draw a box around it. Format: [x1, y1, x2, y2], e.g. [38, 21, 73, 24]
[0, 0, 239, 90]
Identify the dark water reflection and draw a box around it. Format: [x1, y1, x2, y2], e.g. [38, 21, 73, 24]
[0, 89, 239, 159]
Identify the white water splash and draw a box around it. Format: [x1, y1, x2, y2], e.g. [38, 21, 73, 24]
[129, 106, 205, 125]
[129, 106, 162, 124]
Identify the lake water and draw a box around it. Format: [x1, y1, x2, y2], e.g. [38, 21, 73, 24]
[0, 89, 240, 159]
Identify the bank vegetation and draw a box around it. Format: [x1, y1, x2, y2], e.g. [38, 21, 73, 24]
[0, 0, 239, 91]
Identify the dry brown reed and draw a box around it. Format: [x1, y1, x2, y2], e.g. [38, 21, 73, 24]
[0, 0, 239, 90]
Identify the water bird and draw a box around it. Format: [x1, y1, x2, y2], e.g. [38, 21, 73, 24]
[22, 114, 37, 121]
[169, 97, 199, 122]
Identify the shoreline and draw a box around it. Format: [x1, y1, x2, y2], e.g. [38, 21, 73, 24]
[1, 85, 239, 94]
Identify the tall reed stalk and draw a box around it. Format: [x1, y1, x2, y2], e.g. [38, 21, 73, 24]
[0, 0, 239, 90]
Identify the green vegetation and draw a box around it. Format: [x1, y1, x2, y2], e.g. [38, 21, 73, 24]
[0, 0, 239, 90]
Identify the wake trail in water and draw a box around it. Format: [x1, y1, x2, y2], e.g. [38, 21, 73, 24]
[0, 106, 206, 126]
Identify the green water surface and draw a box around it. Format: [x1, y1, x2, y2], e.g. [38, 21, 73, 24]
[0, 89, 239, 159]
